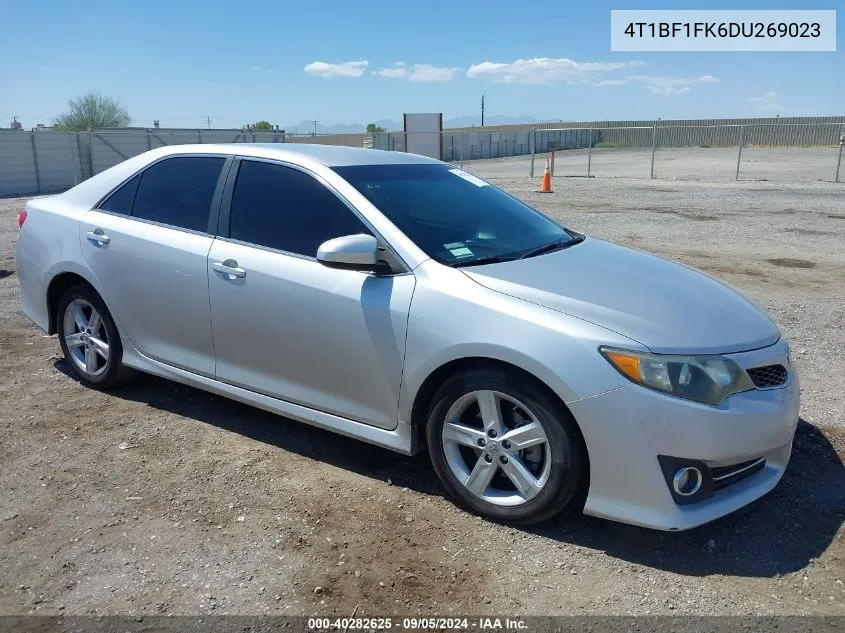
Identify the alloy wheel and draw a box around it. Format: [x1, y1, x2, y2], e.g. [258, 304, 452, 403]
[62, 298, 110, 377]
[441, 390, 552, 507]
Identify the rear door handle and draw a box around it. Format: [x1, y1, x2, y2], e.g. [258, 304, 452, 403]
[86, 229, 110, 245]
[212, 260, 247, 279]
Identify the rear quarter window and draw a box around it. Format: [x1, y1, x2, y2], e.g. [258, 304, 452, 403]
[132, 157, 225, 232]
[99, 174, 140, 215]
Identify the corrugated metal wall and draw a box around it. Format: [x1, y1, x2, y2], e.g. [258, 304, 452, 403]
[0, 129, 285, 197]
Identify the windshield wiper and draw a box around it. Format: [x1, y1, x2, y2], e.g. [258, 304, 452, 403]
[518, 234, 585, 260]
[449, 255, 518, 268]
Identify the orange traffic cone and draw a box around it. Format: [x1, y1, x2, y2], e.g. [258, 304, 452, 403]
[536, 157, 553, 193]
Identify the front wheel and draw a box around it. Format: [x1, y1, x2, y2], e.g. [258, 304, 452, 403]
[426, 367, 587, 525]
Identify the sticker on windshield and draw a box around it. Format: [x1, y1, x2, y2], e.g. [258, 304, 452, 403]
[448, 169, 489, 187]
[444, 242, 474, 258]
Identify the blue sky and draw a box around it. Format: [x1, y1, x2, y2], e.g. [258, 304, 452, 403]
[2, 0, 841, 130]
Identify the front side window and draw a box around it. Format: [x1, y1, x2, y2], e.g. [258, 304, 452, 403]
[132, 157, 225, 232]
[229, 160, 370, 257]
[334, 164, 574, 266]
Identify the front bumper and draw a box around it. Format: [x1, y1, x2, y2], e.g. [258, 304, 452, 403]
[568, 340, 799, 531]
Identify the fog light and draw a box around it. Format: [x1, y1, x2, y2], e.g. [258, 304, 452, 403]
[672, 466, 702, 496]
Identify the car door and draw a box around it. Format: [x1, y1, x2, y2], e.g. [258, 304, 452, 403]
[79, 155, 230, 376]
[207, 158, 415, 430]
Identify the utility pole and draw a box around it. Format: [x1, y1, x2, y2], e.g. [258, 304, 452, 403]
[312, 120, 318, 136]
[205, 115, 212, 129]
[481, 95, 485, 127]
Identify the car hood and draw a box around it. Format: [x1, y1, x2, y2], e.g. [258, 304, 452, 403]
[461, 237, 780, 354]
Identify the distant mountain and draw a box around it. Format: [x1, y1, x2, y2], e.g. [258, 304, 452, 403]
[374, 119, 403, 132]
[284, 119, 402, 134]
[283, 115, 547, 134]
[445, 115, 544, 128]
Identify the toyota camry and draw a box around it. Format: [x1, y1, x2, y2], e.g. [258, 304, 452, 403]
[14, 144, 799, 530]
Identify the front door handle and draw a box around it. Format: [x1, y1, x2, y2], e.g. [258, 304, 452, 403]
[86, 229, 110, 245]
[212, 259, 247, 279]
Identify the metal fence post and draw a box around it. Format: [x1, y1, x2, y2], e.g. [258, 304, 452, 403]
[66, 132, 79, 185]
[587, 128, 593, 178]
[650, 123, 657, 179]
[146, 131, 152, 151]
[460, 144, 464, 169]
[530, 128, 536, 178]
[198, 129, 203, 144]
[735, 125, 745, 181]
[835, 125, 844, 183]
[30, 133, 42, 194]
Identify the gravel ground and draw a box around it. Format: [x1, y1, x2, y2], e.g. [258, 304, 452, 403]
[0, 177, 843, 618]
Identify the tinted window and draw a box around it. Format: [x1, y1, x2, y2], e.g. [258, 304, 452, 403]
[230, 160, 369, 256]
[334, 164, 572, 266]
[132, 157, 225, 231]
[100, 174, 140, 214]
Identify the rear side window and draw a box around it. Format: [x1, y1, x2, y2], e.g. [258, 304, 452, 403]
[132, 157, 225, 232]
[229, 160, 369, 257]
[99, 174, 140, 214]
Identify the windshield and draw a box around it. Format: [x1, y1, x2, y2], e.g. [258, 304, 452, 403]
[333, 164, 574, 266]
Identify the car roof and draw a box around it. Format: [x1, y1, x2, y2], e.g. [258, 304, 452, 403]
[158, 143, 443, 167]
[53, 142, 445, 210]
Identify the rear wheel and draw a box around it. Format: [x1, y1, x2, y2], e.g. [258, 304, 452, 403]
[426, 367, 586, 525]
[57, 285, 134, 389]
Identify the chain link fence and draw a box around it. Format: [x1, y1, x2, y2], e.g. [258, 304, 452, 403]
[375, 122, 845, 184]
[3, 122, 844, 198]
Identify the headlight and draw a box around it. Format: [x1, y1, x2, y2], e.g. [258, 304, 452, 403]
[600, 347, 755, 405]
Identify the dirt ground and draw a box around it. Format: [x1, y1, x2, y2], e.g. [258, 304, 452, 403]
[0, 177, 843, 617]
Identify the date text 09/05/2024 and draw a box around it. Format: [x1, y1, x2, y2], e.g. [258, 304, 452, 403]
[307, 617, 528, 630]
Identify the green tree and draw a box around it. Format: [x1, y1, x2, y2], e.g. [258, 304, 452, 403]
[53, 91, 131, 131]
[254, 120, 273, 130]
[366, 123, 386, 134]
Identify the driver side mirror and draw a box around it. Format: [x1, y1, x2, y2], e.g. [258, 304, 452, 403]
[316, 234, 380, 271]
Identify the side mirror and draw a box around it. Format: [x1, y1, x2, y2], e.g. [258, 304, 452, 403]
[316, 234, 379, 270]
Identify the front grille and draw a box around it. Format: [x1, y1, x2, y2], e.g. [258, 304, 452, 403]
[747, 364, 788, 388]
[711, 457, 766, 491]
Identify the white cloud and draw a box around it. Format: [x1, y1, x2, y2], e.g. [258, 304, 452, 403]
[466, 57, 646, 84]
[374, 63, 458, 81]
[650, 86, 691, 96]
[749, 91, 779, 103]
[408, 64, 458, 81]
[595, 74, 719, 96]
[755, 103, 785, 113]
[374, 67, 408, 78]
[304, 60, 368, 78]
[594, 79, 629, 87]
[748, 91, 785, 113]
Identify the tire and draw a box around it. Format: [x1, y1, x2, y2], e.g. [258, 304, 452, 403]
[57, 284, 135, 389]
[426, 366, 586, 525]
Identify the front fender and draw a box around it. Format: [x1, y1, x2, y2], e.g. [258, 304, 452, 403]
[398, 262, 644, 426]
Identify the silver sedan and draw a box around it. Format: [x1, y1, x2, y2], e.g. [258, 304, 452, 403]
[14, 143, 799, 530]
